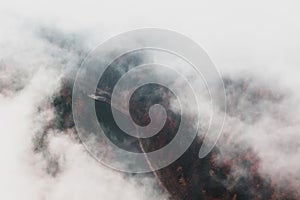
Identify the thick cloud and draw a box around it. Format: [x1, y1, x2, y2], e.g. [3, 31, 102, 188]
[0, 15, 166, 200]
[0, 0, 300, 199]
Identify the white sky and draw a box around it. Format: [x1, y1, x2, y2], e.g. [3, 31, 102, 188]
[0, 1, 300, 199]
[2, 0, 300, 82]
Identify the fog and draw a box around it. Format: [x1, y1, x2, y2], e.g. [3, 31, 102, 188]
[1, 0, 300, 199]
